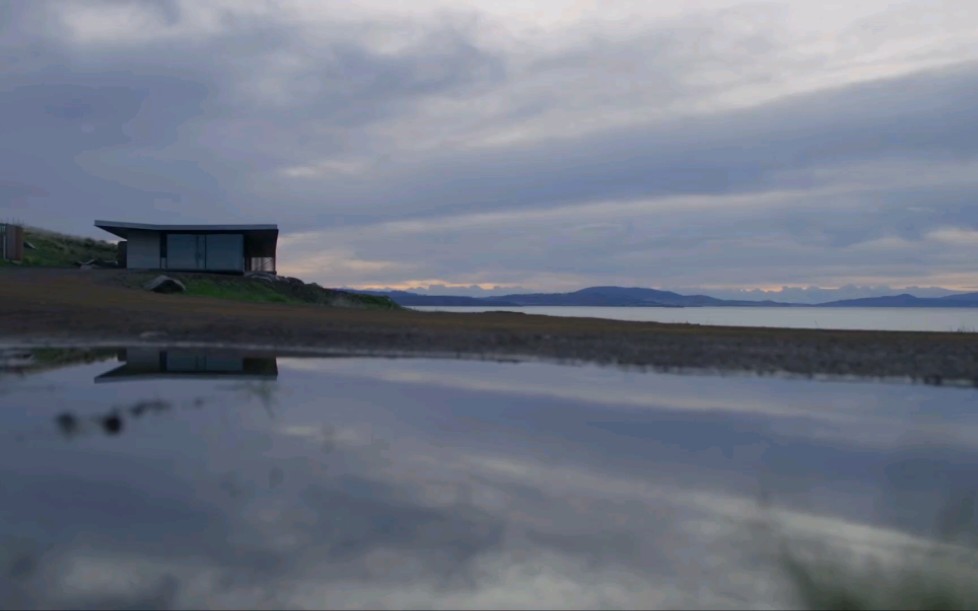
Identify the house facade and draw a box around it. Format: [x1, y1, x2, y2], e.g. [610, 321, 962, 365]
[95, 220, 278, 274]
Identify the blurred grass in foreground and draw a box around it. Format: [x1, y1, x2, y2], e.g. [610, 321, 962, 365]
[768, 491, 978, 610]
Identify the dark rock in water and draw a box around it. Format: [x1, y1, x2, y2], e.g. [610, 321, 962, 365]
[100, 413, 123, 435]
[55, 412, 79, 437]
[144, 275, 186, 294]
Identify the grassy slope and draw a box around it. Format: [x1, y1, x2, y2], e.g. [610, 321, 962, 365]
[14, 227, 118, 267]
[123, 272, 400, 310]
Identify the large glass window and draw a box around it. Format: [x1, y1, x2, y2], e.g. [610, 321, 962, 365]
[205, 234, 244, 271]
[166, 234, 204, 270]
[165, 233, 244, 271]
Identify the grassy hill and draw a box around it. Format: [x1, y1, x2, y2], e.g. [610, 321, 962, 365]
[121, 272, 400, 310]
[6, 227, 119, 267]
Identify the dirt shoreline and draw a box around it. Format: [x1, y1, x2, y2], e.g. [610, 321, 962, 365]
[2, 268, 977, 386]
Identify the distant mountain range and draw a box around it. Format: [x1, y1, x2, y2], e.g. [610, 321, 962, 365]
[350, 286, 978, 308]
[818, 292, 978, 307]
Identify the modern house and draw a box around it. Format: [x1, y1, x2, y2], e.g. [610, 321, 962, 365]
[95, 220, 278, 274]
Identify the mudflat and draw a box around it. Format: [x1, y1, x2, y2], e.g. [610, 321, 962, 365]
[2, 268, 977, 385]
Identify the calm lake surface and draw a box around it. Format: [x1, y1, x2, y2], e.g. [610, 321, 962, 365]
[413, 305, 978, 332]
[2, 347, 977, 609]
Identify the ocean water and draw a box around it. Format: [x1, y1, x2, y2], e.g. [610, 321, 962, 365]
[412, 305, 978, 332]
[2, 346, 978, 609]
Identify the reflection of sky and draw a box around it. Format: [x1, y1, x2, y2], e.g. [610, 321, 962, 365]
[1, 354, 977, 609]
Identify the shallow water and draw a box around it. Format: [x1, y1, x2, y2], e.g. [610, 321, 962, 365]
[1, 347, 977, 609]
[413, 305, 978, 332]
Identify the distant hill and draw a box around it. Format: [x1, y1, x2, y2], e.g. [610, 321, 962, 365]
[352, 286, 796, 308]
[491, 286, 792, 307]
[819, 292, 978, 308]
[351, 285, 978, 308]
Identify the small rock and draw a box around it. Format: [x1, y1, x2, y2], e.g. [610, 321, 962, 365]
[55, 412, 79, 437]
[144, 275, 186, 294]
[100, 413, 123, 435]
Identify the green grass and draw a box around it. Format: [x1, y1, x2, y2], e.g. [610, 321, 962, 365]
[758, 491, 978, 610]
[180, 276, 303, 304]
[18, 227, 118, 267]
[780, 543, 978, 610]
[123, 271, 400, 310]
[339, 292, 402, 309]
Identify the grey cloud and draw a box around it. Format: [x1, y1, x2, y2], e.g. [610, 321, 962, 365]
[1, 0, 508, 226]
[338, 63, 978, 220]
[2, 0, 978, 289]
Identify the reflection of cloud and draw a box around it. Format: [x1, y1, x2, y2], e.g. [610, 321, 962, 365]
[4, 355, 978, 608]
[279, 357, 978, 451]
[6, 428, 964, 610]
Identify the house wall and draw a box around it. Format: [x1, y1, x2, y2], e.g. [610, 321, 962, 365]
[126, 230, 161, 269]
[112, 227, 252, 272]
[0, 224, 24, 262]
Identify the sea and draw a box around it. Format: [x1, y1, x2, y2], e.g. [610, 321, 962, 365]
[411, 305, 978, 332]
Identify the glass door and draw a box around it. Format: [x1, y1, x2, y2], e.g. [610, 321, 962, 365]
[166, 234, 205, 270]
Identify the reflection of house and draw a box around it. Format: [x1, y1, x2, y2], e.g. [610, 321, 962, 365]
[95, 348, 278, 383]
[94, 220, 278, 274]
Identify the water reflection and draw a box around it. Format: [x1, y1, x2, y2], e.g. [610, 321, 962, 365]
[0, 348, 977, 609]
[94, 347, 278, 383]
[0, 347, 117, 379]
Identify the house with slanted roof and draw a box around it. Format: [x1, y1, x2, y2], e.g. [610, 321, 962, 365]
[95, 220, 278, 274]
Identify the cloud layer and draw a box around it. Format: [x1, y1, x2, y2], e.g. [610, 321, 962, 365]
[2, 0, 977, 290]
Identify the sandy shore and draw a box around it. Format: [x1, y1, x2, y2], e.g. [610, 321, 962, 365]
[2, 268, 977, 385]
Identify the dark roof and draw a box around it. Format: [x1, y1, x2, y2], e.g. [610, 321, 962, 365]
[95, 220, 278, 239]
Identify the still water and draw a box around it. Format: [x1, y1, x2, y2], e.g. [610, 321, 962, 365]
[412, 306, 978, 332]
[2, 347, 977, 609]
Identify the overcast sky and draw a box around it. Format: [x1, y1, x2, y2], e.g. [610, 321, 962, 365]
[2, 0, 978, 294]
